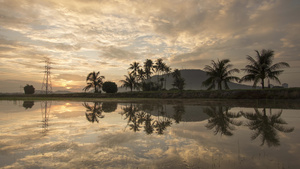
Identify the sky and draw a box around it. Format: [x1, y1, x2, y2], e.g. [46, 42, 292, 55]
[0, 0, 299, 93]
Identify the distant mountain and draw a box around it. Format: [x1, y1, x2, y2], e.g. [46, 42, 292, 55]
[150, 69, 254, 90]
[118, 69, 254, 92]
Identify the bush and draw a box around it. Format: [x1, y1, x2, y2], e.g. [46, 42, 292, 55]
[142, 82, 160, 91]
[24, 84, 35, 94]
[102, 81, 118, 93]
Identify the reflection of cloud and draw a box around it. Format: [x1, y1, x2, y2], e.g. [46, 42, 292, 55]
[1, 101, 300, 169]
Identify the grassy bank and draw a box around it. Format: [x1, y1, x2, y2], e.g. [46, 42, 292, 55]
[1, 88, 300, 100]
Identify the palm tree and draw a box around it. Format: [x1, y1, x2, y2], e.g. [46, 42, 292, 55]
[172, 69, 185, 90]
[137, 68, 146, 82]
[120, 72, 141, 92]
[204, 106, 242, 136]
[163, 66, 172, 89]
[129, 62, 141, 77]
[154, 58, 165, 85]
[242, 108, 294, 147]
[240, 49, 290, 89]
[202, 59, 240, 90]
[144, 59, 154, 79]
[83, 71, 105, 93]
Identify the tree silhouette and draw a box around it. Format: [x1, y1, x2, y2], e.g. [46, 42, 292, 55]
[102, 81, 118, 93]
[83, 71, 105, 93]
[202, 59, 240, 90]
[172, 69, 185, 90]
[163, 66, 172, 89]
[204, 106, 242, 136]
[24, 84, 35, 94]
[120, 72, 141, 92]
[154, 58, 167, 88]
[242, 108, 294, 147]
[83, 102, 104, 123]
[129, 62, 141, 77]
[240, 49, 290, 89]
[144, 59, 154, 80]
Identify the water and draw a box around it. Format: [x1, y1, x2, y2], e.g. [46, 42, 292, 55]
[0, 100, 299, 169]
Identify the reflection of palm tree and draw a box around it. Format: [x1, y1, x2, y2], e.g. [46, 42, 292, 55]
[144, 114, 154, 134]
[242, 108, 294, 147]
[153, 119, 172, 135]
[173, 104, 185, 123]
[121, 104, 172, 135]
[121, 104, 139, 123]
[204, 106, 242, 136]
[83, 102, 104, 123]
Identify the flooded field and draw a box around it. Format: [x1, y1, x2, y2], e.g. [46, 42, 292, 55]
[0, 100, 299, 169]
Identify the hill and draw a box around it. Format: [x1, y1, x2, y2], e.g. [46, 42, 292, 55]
[149, 69, 254, 90]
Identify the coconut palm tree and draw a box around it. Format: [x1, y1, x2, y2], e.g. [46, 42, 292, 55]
[137, 68, 146, 82]
[242, 108, 294, 147]
[120, 72, 141, 92]
[83, 71, 105, 93]
[153, 58, 165, 85]
[172, 69, 185, 90]
[202, 59, 240, 90]
[144, 59, 154, 79]
[163, 66, 172, 89]
[129, 62, 141, 77]
[240, 49, 290, 89]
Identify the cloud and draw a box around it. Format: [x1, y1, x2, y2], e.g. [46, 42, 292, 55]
[0, 0, 299, 92]
[100, 46, 140, 61]
[55, 74, 85, 81]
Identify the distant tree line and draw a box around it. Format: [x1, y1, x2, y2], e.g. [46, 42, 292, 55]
[83, 49, 289, 93]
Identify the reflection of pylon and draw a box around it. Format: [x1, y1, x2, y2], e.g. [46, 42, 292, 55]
[41, 101, 51, 133]
[41, 57, 52, 94]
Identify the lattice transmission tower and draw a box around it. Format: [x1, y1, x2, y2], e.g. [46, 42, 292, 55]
[41, 58, 53, 94]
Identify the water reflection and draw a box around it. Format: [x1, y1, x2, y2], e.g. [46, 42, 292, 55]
[102, 102, 118, 113]
[83, 102, 104, 123]
[204, 106, 242, 136]
[121, 104, 172, 135]
[242, 108, 294, 147]
[173, 104, 185, 123]
[1, 100, 299, 169]
[40, 101, 51, 134]
[22, 101, 34, 109]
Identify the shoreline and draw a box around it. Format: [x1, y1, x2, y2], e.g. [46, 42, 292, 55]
[1, 88, 299, 100]
[1, 88, 300, 109]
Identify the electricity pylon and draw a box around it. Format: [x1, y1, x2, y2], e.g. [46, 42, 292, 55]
[41, 58, 52, 94]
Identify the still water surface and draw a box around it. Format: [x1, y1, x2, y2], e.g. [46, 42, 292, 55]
[0, 100, 299, 169]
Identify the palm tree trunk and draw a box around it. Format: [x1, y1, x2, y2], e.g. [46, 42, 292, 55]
[261, 78, 265, 89]
[94, 85, 98, 93]
[218, 82, 222, 90]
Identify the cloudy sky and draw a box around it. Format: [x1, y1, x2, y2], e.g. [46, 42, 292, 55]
[0, 0, 299, 92]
